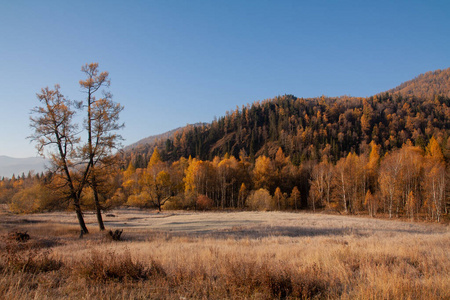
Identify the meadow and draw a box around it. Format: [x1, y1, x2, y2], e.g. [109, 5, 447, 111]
[0, 207, 449, 299]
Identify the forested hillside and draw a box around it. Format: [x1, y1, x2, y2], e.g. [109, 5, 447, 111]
[125, 92, 450, 168]
[386, 68, 450, 99]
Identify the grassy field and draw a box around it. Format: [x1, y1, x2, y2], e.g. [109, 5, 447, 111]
[0, 207, 449, 299]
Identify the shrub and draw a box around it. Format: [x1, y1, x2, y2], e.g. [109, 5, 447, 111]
[107, 229, 123, 241]
[125, 192, 150, 208]
[196, 195, 214, 210]
[162, 195, 184, 210]
[246, 189, 274, 211]
[9, 185, 42, 213]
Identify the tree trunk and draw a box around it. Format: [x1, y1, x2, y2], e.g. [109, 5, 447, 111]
[93, 184, 105, 230]
[157, 199, 162, 212]
[74, 202, 89, 234]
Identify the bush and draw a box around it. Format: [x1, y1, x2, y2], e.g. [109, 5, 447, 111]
[246, 189, 274, 211]
[104, 189, 127, 209]
[125, 192, 150, 208]
[9, 185, 42, 213]
[196, 194, 214, 210]
[162, 195, 184, 210]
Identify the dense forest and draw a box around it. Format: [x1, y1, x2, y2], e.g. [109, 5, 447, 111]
[2, 68, 450, 221]
[126, 92, 450, 166]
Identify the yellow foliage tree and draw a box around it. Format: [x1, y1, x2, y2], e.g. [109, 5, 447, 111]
[289, 186, 301, 210]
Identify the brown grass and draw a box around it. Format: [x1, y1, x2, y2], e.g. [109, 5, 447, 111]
[0, 209, 449, 299]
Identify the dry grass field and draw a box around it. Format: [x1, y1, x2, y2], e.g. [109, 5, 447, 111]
[0, 207, 449, 299]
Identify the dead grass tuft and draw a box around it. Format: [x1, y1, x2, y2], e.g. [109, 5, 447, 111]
[0, 239, 63, 274]
[73, 249, 165, 283]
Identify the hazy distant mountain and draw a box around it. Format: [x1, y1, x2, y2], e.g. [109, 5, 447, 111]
[0, 156, 47, 178]
[386, 67, 450, 99]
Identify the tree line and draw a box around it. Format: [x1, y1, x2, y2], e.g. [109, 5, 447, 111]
[2, 138, 448, 222]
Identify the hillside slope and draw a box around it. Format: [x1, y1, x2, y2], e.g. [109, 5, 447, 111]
[125, 123, 208, 152]
[124, 68, 450, 167]
[386, 67, 450, 99]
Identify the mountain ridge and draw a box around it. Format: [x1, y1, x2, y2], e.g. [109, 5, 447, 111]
[0, 156, 47, 178]
[385, 67, 450, 99]
[124, 123, 208, 152]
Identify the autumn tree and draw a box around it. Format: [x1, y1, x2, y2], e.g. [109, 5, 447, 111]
[122, 161, 140, 200]
[90, 156, 124, 210]
[333, 153, 365, 213]
[247, 188, 273, 211]
[142, 148, 174, 211]
[309, 160, 331, 210]
[238, 183, 248, 209]
[217, 155, 240, 208]
[29, 85, 89, 233]
[273, 147, 288, 188]
[29, 64, 123, 233]
[10, 183, 49, 213]
[423, 137, 446, 221]
[273, 187, 285, 210]
[398, 143, 423, 217]
[405, 191, 417, 221]
[253, 155, 275, 192]
[365, 141, 380, 193]
[289, 186, 301, 210]
[184, 157, 201, 209]
[79, 63, 124, 230]
[378, 150, 403, 218]
[364, 190, 377, 217]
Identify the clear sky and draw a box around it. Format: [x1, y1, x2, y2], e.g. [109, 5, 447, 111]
[0, 0, 449, 158]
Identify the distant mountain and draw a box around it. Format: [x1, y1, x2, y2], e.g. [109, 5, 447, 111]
[386, 67, 450, 99]
[0, 156, 47, 178]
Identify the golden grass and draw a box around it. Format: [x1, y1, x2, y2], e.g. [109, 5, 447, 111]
[1, 210, 449, 299]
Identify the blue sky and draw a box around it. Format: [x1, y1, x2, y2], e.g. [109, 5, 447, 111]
[0, 0, 449, 158]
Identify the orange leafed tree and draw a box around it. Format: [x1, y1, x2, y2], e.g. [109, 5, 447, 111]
[79, 63, 124, 230]
[29, 85, 89, 233]
[423, 137, 446, 221]
[29, 63, 124, 233]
